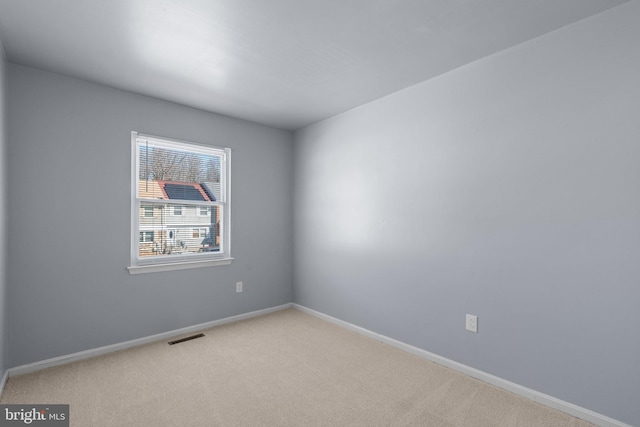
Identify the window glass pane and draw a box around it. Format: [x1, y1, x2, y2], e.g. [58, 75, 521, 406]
[138, 202, 219, 258]
[138, 140, 223, 201]
[133, 134, 228, 266]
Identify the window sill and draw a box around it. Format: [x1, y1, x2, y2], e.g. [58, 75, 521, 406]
[127, 258, 233, 275]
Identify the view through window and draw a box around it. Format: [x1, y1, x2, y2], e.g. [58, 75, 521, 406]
[131, 132, 230, 267]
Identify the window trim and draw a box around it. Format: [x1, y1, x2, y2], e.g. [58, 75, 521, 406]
[127, 257, 233, 275]
[128, 131, 233, 274]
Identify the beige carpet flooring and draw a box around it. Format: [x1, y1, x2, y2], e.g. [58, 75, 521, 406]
[1, 308, 594, 426]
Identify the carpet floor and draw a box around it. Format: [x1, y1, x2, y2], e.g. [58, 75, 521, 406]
[0, 308, 594, 426]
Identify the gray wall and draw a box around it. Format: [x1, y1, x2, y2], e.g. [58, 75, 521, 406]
[0, 36, 8, 376]
[7, 65, 294, 367]
[293, 3, 640, 425]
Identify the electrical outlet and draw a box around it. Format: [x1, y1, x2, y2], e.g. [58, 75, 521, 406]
[235, 282, 243, 293]
[466, 314, 478, 333]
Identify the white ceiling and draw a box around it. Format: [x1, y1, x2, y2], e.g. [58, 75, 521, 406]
[0, 0, 628, 130]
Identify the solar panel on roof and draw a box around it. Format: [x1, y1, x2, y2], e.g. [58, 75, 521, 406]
[163, 183, 206, 201]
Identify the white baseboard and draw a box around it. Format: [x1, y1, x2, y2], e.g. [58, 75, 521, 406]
[4, 302, 630, 427]
[0, 369, 8, 397]
[8, 303, 292, 377]
[292, 303, 630, 427]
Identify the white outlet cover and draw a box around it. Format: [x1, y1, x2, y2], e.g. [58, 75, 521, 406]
[466, 314, 478, 333]
[236, 282, 243, 293]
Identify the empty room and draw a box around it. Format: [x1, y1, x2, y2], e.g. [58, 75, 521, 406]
[0, 0, 638, 426]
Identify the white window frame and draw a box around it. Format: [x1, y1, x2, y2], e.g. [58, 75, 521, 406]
[128, 132, 232, 274]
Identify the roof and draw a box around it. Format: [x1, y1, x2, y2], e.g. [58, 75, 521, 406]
[138, 180, 212, 201]
[138, 180, 164, 199]
[201, 182, 221, 202]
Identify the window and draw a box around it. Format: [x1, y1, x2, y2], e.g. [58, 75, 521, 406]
[192, 228, 207, 238]
[129, 132, 232, 274]
[139, 231, 154, 242]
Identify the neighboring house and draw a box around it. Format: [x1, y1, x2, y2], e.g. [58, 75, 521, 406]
[138, 180, 221, 257]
